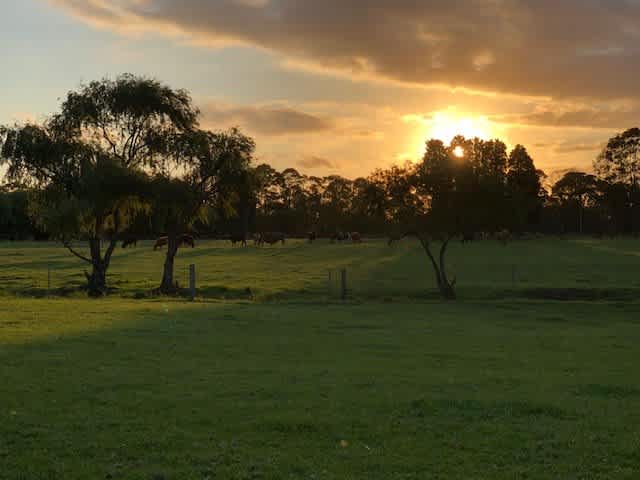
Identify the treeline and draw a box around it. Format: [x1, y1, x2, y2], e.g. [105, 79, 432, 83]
[6, 146, 639, 240]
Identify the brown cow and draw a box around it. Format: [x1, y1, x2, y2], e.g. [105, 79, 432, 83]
[350, 232, 362, 243]
[121, 237, 138, 249]
[258, 232, 286, 246]
[153, 234, 195, 251]
[230, 233, 248, 247]
[153, 236, 168, 251]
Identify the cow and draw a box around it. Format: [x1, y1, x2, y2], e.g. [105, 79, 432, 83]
[180, 234, 196, 248]
[308, 231, 317, 243]
[230, 233, 248, 247]
[388, 232, 407, 246]
[494, 229, 511, 245]
[460, 232, 475, 244]
[153, 234, 196, 251]
[258, 232, 286, 246]
[350, 232, 362, 243]
[121, 237, 138, 249]
[153, 237, 168, 251]
[330, 231, 349, 243]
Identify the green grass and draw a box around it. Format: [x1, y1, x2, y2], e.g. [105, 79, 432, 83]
[2, 238, 640, 478]
[3, 236, 640, 300]
[2, 299, 640, 478]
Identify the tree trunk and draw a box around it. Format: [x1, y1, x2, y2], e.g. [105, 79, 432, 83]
[85, 261, 107, 298]
[159, 234, 180, 294]
[84, 237, 116, 297]
[418, 234, 457, 300]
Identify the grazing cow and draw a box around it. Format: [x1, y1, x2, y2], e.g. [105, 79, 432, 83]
[350, 232, 362, 243]
[258, 232, 286, 246]
[330, 231, 349, 243]
[180, 234, 195, 248]
[460, 232, 475, 244]
[388, 232, 404, 246]
[252, 233, 262, 246]
[495, 229, 511, 245]
[153, 236, 168, 251]
[153, 234, 195, 251]
[121, 237, 138, 249]
[308, 231, 317, 243]
[230, 233, 248, 247]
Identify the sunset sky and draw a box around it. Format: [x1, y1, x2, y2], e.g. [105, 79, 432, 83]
[2, 1, 639, 179]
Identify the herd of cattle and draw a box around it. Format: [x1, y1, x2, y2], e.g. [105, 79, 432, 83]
[121, 229, 519, 250]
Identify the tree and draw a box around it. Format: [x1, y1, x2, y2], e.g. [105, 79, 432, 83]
[551, 171, 601, 234]
[595, 128, 640, 233]
[507, 145, 544, 232]
[0, 74, 199, 296]
[0, 189, 43, 240]
[414, 139, 467, 300]
[153, 127, 254, 294]
[595, 128, 640, 186]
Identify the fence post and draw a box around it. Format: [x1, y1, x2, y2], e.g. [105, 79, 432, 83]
[47, 264, 51, 296]
[328, 270, 332, 297]
[189, 264, 196, 301]
[340, 268, 347, 301]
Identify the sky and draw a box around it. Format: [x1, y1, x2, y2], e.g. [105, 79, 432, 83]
[2, 0, 639, 179]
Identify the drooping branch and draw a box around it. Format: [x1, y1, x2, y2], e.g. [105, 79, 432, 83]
[63, 241, 93, 265]
[418, 233, 443, 286]
[439, 234, 455, 286]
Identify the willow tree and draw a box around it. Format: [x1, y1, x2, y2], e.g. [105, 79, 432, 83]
[0, 74, 199, 296]
[154, 127, 254, 294]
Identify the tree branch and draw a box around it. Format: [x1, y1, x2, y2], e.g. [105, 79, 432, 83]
[63, 241, 93, 264]
[417, 233, 442, 286]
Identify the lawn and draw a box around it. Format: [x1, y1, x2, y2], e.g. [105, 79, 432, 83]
[1, 238, 640, 478]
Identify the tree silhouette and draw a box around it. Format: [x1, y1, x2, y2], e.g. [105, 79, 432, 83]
[0, 74, 199, 296]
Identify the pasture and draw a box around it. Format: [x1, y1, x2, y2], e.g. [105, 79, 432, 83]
[2, 236, 640, 300]
[2, 237, 640, 478]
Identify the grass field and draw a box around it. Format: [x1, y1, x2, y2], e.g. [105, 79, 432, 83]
[2, 236, 640, 300]
[2, 238, 640, 478]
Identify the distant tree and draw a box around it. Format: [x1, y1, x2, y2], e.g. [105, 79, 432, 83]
[507, 145, 544, 232]
[595, 128, 640, 186]
[595, 128, 640, 233]
[552, 171, 601, 234]
[0, 74, 199, 296]
[0, 189, 42, 240]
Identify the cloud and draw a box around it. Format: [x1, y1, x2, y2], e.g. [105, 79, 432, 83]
[498, 103, 640, 130]
[298, 155, 336, 169]
[201, 102, 334, 136]
[554, 142, 604, 154]
[49, 0, 640, 100]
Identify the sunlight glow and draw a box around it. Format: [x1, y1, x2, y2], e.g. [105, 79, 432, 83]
[402, 108, 502, 162]
[428, 111, 493, 145]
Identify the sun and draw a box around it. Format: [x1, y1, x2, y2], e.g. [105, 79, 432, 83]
[453, 146, 465, 158]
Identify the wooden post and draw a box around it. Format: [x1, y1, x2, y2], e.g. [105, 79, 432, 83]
[189, 264, 196, 300]
[340, 268, 347, 301]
